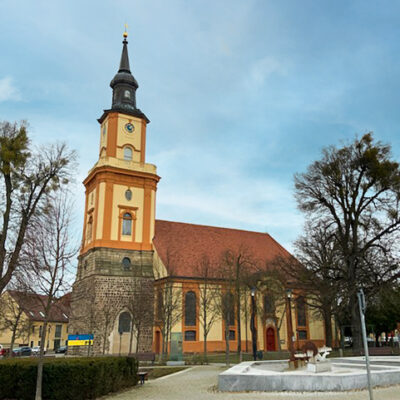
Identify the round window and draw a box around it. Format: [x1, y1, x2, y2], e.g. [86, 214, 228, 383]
[122, 257, 131, 270]
[125, 189, 132, 201]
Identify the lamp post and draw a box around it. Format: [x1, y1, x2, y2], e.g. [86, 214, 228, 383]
[286, 288, 296, 368]
[250, 287, 257, 361]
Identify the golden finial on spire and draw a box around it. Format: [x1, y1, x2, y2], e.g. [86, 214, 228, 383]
[123, 23, 128, 38]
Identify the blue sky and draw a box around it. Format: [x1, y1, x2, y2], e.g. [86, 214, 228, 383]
[1, 0, 400, 251]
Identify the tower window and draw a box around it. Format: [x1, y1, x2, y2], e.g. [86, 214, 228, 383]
[124, 146, 133, 160]
[124, 90, 131, 99]
[125, 189, 132, 201]
[87, 216, 93, 241]
[122, 257, 131, 270]
[122, 213, 132, 235]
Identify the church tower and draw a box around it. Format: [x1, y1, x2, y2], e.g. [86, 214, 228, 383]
[69, 32, 159, 355]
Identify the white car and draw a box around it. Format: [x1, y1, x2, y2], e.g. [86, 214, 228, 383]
[32, 346, 45, 355]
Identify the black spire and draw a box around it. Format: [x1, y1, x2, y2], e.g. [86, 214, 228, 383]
[99, 32, 149, 124]
[118, 37, 131, 73]
[110, 34, 139, 112]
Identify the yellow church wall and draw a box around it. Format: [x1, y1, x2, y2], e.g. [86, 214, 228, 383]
[95, 182, 105, 240]
[149, 190, 156, 242]
[152, 250, 168, 280]
[115, 115, 143, 163]
[110, 184, 144, 242]
[99, 121, 108, 152]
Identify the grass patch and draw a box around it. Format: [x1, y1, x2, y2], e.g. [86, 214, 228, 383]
[141, 366, 187, 380]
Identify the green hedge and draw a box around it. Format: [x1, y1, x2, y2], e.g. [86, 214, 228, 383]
[0, 356, 138, 400]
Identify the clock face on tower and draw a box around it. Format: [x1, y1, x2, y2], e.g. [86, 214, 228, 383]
[124, 123, 135, 134]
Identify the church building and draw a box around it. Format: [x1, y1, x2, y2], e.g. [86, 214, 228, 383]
[69, 33, 329, 356]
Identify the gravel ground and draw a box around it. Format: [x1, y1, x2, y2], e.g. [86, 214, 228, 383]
[103, 365, 400, 400]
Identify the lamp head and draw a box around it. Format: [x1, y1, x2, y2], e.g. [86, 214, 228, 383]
[286, 288, 292, 299]
[251, 287, 256, 297]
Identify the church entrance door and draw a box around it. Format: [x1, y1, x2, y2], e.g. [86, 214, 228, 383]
[155, 331, 161, 354]
[266, 327, 276, 351]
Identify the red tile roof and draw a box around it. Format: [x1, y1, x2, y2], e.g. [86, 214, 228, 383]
[153, 220, 292, 278]
[7, 291, 71, 323]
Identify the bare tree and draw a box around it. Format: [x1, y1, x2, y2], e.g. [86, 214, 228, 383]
[215, 254, 236, 366]
[280, 220, 343, 347]
[98, 298, 116, 355]
[195, 255, 219, 361]
[255, 269, 288, 352]
[126, 279, 153, 355]
[0, 121, 75, 294]
[22, 191, 78, 400]
[154, 279, 182, 361]
[295, 133, 400, 350]
[221, 247, 258, 360]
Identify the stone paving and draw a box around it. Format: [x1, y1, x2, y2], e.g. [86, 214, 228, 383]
[103, 365, 400, 400]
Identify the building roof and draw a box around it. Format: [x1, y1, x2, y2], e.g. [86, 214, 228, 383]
[7, 291, 70, 323]
[153, 220, 292, 278]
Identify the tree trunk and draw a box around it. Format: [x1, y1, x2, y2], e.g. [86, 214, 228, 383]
[9, 329, 17, 358]
[35, 320, 48, 400]
[323, 311, 333, 348]
[225, 323, 230, 366]
[203, 330, 208, 362]
[128, 323, 134, 355]
[236, 287, 241, 358]
[350, 294, 362, 353]
[135, 327, 141, 354]
[244, 293, 248, 353]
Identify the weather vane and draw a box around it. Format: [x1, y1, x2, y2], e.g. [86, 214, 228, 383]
[123, 23, 128, 38]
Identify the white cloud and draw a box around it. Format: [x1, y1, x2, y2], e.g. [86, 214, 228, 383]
[0, 77, 21, 102]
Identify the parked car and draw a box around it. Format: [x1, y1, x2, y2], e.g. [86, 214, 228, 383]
[0, 345, 10, 358]
[55, 346, 67, 354]
[31, 346, 43, 355]
[12, 346, 32, 357]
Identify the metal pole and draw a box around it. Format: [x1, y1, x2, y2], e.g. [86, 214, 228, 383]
[358, 289, 374, 400]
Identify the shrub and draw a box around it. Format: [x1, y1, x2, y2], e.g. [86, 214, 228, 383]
[0, 356, 138, 400]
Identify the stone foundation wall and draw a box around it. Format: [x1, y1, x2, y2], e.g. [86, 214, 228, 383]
[69, 247, 154, 355]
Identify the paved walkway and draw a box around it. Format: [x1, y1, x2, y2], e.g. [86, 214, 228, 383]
[103, 365, 400, 400]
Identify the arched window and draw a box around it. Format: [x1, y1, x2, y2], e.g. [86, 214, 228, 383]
[118, 312, 131, 333]
[122, 257, 131, 270]
[296, 296, 307, 327]
[122, 213, 132, 235]
[124, 90, 131, 99]
[184, 330, 196, 341]
[86, 216, 93, 241]
[264, 294, 275, 315]
[124, 146, 133, 160]
[185, 291, 196, 326]
[222, 292, 235, 326]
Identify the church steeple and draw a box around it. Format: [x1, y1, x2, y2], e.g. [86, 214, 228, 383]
[104, 32, 148, 122]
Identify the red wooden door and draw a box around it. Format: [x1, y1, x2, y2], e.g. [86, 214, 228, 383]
[266, 327, 276, 351]
[155, 331, 161, 354]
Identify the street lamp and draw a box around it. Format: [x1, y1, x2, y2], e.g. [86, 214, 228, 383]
[286, 288, 296, 368]
[250, 287, 257, 361]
